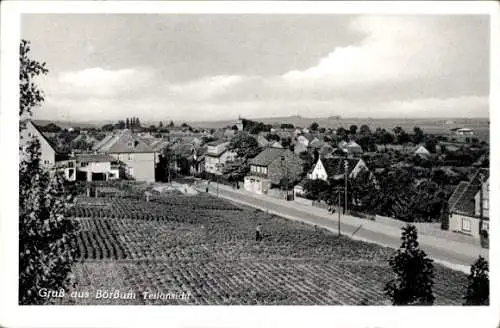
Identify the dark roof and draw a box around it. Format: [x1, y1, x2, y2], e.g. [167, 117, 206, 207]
[207, 140, 227, 146]
[249, 147, 289, 166]
[449, 168, 489, 217]
[28, 120, 69, 155]
[92, 130, 155, 153]
[76, 154, 116, 163]
[321, 157, 360, 178]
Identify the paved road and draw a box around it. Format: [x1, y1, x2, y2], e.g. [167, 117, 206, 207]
[198, 182, 488, 272]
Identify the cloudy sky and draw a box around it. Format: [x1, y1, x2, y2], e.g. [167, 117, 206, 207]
[22, 14, 489, 122]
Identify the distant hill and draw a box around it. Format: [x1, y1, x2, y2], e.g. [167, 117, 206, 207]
[31, 116, 489, 141]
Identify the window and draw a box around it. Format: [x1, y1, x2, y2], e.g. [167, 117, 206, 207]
[263, 167, 267, 175]
[128, 154, 133, 160]
[461, 218, 471, 232]
[483, 221, 489, 232]
[81, 162, 88, 167]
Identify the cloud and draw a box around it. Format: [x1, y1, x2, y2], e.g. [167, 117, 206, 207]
[167, 75, 248, 100]
[35, 16, 489, 121]
[281, 16, 467, 89]
[52, 67, 156, 98]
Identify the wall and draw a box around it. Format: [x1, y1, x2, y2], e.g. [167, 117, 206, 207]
[310, 158, 328, 181]
[267, 187, 287, 200]
[244, 176, 270, 194]
[20, 122, 56, 167]
[204, 150, 237, 175]
[112, 152, 155, 182]
[205, 155, 219, 174]
[449, 213, 481, 239]
[294, 196, 313, 206]
[79, 161, 111, 173]
[207, 142, 229, 155]
[474, 178, 489, 218]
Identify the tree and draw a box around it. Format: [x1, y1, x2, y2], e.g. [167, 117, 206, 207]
[384, 225, 435, 305]
[229, 132, 260, 159]
[281, 137, 292, 149]
[464, 256, 489, 305]
[318, 127, 326, 133]
[19, 40, 78, 304]
[413, 126, 425, 144]
[396, 131, 411, 145]
[42, 123, 62, 133]
[20, 40, 48, 119]
[169, 120, 175, 128]
[309, 122, 319, 131]
[266, 133, 280, 142]
[336, 127, 347, 137]
[349, 124, 358, 135]
[303, 179, 331, 201]
[71, 138, 92, 151]
[159, 121, 163, 128]
[101, 124, 114, 132]
[393, 126, 404, 136]
[299, 151, 314, 178]
[360, 124, 371, 135]
[126, 118, 130, 129]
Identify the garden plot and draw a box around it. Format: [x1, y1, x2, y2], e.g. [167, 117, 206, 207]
[62, 191, 469, 305]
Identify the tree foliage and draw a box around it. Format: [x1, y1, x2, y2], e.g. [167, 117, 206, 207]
[464, 256, 489, 305]
[19, 140, 79, 304]
[309, 122, 319, 131]
[20, 40, 48, 119]
[229, 132, 260, 159]
[384, 225, 435, 305]
[19, 39, 79, 304]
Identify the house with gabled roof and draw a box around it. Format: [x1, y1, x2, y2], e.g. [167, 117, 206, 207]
[204, 140, 237, 175]
[448, 168, 489, 238]
[244, 148, 303, 195]
[75, 153, 121, 181]
[257, 135, 271, 148]
[308, 156, 370, 181]
[413, 144, 431, 158]
[269, 141, 283, 149]
[20, 120, 76, 181]
[92, 129, 158, 182]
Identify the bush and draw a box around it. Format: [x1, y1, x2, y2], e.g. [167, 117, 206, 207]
[384, 225, 435, 305]
[19, 139, 79, 304]
[464, 256, 489, 305]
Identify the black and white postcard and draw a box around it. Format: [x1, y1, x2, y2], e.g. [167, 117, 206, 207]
[1, 1, 498, 328]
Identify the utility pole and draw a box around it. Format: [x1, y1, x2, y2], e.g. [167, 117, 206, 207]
[344, 160, 349, 215]
[338, 189, 341, 236]
[479, 172, 484, 234]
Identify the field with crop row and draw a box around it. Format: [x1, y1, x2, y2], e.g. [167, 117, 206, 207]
[57, 191, 469, 305]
